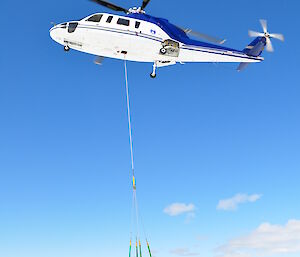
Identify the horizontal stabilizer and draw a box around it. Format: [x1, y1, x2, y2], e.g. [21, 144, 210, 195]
[237, 62, 250, 71]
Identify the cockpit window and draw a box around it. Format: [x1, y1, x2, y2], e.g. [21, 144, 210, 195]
[68, 22, 78, 33]
[106, 16, 113, 23]
[60, 22, 67, 29]
[117, 18, 130, 26]
[87, 14, 103, 22]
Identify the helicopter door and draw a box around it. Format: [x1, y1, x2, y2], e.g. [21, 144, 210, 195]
[159, 39, 180, 57]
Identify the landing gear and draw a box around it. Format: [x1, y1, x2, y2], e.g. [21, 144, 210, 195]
[149, 61, 176, 78]
[150, 73, 156, 79]
[150, 62, 157, 79]
[64, 45, 70, 52]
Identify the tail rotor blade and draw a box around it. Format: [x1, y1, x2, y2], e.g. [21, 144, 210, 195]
[265, 37, 274, 52]
[249, 19, 284, 53]
[270, 33, 285, 41]
[248, 30, 264, 38]
[260, 19, 268, 33]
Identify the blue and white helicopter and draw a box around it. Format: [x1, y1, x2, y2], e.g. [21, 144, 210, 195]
[50, 0, 284, 78]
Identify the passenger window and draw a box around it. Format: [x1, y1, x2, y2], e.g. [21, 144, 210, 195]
[106, 16, 113, 23]
[135, 21, 141, 29]
[87, 14, 103, 22]
[117, 18, 130, 26]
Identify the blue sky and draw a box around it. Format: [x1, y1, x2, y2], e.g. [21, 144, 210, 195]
[1, 0, 300, 257]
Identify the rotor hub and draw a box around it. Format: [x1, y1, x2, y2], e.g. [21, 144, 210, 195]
[91, 0, 150, 15]
[128, 7, 146, 13]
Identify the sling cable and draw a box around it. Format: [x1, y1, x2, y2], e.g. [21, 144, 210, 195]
[124, 59, 153, 257]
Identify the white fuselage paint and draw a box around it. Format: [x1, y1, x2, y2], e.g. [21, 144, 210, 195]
[50, 12, 263, 64]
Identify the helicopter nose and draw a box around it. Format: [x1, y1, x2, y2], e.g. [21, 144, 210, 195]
[49, 25, 58, 41]
[50, 26, 55, 38]
[49, 24, 66, 44]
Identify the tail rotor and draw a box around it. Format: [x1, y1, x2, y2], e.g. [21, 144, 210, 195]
[248, 19, 284, 52]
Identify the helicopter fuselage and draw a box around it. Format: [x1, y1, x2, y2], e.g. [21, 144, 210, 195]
[50, 12, 263, 66]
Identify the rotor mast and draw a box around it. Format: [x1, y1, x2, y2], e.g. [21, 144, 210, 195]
[91, 0, 151, 14]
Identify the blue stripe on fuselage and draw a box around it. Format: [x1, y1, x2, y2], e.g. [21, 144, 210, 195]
[127, 13, 245, 54]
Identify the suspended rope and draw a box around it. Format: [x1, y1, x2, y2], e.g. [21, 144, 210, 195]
[147, 240, 152, 257]
[124, 58, 152, 257]
[124, 59, 135, 178]
[139, 239, 142, 257]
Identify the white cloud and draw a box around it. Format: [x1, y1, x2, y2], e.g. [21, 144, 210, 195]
[164, 203, 196, 216]
[217, 193, 262, 211]
[216, 219, 300, 257]
[170, 248, 199, 256]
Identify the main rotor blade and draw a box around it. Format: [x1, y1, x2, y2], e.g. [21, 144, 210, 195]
[90, 0, 129, 13]
[184, 28, 226, 44]
[141, 0, 151, 10]
[248, 30, 264, 38]
[265, 37, 274, 52]
[269, 33, 285, 41]
[260, 19, 268, 33]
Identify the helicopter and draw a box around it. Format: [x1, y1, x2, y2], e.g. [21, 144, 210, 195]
[49, 0, 284, 78]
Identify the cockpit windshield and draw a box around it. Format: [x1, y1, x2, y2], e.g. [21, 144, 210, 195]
[86, 14, 103, 22]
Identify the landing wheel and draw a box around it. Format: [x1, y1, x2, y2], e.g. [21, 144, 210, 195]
[150, 73, 156, 79]
[64, 45, 70, 52]
[160, 48, 167, 55]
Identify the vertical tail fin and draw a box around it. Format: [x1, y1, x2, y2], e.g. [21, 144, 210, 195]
[243, 37, 267, 57]
[237, 37, 266, 71]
